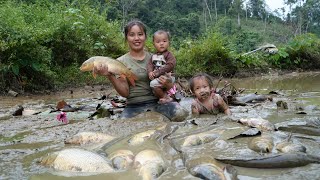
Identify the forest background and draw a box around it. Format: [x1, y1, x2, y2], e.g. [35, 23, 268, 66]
[0, 0, 319, 94]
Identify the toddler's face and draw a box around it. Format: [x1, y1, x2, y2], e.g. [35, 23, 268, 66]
[192, 77, 212, 101]
[153, 33, 169, 53]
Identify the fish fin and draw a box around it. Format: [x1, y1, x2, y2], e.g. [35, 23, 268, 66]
[92, 72, 97, 79]
[127, 73, 138, 87]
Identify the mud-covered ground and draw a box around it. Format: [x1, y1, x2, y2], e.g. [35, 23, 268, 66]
[1, 72, 320, 180]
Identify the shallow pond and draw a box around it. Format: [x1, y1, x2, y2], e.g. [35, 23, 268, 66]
[0, 71, 320, 180]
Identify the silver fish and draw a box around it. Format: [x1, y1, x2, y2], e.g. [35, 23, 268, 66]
[40, 148, 114, 173]
[108, 149, 134, 170]
[134, 149, 166, 180]
[64, 132, 115, 145]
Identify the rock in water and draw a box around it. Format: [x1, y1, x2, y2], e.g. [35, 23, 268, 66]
[134, 149, 166, 180]
[40, 148, 114, 173]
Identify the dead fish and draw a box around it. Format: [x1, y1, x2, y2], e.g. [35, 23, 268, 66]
[134, 149, 166, 180]
[64, 132, 115, 145]
[182, 133, 219, 147]
[40, 148, 114, 173]
[108, 149, 134, 170]
[80, 56, 138, 86]
[248, 134, 274, 153]
[215, 153, 320, 168]
[277, 125, 320, 136]
[239, 117, 276, 131]
[235, 93, 272, 103]
[189, 164, 238, 180]
[128, 130, 156, 146]
[276, 133, 307, 153]
[186, 157, 238, 180]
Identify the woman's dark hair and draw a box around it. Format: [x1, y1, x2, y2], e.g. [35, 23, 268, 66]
[153, 30, 170, 42]
[124, 19, 147, 40]
[189, 73, 214, 93]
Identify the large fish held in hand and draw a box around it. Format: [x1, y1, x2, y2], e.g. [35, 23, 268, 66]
[80, 56, 138, 86]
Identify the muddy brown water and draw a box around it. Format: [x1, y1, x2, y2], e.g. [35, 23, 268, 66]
[1, 71, 320, 180]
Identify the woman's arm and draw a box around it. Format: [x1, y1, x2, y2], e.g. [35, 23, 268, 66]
[93, 64, 129, 97]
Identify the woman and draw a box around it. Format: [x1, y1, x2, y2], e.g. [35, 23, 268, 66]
[93, 20, 188, 121]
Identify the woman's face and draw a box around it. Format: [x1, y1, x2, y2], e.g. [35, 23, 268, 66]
[126, 25, 146, 52]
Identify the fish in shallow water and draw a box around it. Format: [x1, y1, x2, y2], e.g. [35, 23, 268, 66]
[215, 153, 320, 168]
[108, 149, 134, 170]
[134, 149, 166, 180]
[64, 132, 115, 145]
[248, 134, 274, 153]
[128, 130, 157, 146]
[182, 133, 219, 147]
[80, 56, 138, 86]
[239, 117, 276, 131]
[40, 148, 114, 173]
[276, 133, 307, 153]
[186, 157, 238, 180]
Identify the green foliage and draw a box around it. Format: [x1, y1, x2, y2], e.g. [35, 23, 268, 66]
[267, 33, 320, 69]
[1, 0, 319, 93]
[176, 31, 237, 77]
[0, 0, 125, 92]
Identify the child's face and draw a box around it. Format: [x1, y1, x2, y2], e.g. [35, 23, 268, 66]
[153, 33, 169, 53]
[192, 77, 212, 101]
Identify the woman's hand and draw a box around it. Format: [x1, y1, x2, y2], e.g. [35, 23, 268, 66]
[158, 73, 173, 90]
[93, 64, 112, 77]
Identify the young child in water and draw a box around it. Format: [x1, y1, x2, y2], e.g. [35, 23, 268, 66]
[189, 73, 231, 116]
[147, 30, 176, 103]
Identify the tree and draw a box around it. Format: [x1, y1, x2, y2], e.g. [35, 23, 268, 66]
[248, 0, 266, 19]
[229, 0, 244, 27]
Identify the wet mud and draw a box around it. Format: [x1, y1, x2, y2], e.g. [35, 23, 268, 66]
[1, 71, 320, 180]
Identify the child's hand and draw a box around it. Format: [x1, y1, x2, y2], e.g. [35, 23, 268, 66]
[149, 72, 155, 80]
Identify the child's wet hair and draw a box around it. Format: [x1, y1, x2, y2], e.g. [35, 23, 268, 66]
[124, 19, 147, 40]
[153, 30, 170, 42]
[189, 73, 214, 93]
